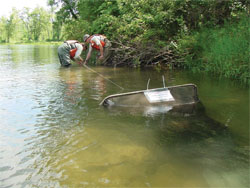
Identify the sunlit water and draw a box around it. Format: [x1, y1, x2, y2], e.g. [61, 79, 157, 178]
[0, 45, 249, 187]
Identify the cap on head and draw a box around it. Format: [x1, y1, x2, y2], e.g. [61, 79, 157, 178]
[83, 34, 90, 42]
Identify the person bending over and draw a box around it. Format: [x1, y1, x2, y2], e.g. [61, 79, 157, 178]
[83, 34, 111, 65]
[58, 40, 86, 67]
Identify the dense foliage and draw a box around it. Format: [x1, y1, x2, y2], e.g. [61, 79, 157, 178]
[0, 7, 53, 42]
[177, 16, 249, 83]
[0, 0, 249, 84]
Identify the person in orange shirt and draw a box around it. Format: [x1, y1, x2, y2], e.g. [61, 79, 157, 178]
[83, 34, 111, 65]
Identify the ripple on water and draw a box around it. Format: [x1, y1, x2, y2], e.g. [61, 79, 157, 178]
[0, 45, 249, 187]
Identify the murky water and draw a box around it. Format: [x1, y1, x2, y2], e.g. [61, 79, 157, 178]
[0, 45, 249, 187]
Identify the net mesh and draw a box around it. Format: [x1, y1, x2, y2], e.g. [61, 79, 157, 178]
[100, 84, 199, 107]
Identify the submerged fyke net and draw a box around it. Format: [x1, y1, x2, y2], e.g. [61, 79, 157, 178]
[100, 84, 199, 107]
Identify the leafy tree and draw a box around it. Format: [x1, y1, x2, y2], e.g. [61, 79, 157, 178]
[48, 0, 79, 20]
[20, 7, 32, 41]
[29, 7, 50, 41]
[52, 14, 64, 41]
[5, 8, 19, 42]
[0, 16, 7, 42]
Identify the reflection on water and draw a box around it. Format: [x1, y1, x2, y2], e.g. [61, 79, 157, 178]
[0, 45, 249, 187]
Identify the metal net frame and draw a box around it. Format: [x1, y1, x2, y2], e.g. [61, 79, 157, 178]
[100, 84, 199, 107]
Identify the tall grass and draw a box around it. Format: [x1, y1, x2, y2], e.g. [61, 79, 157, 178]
[179, 16, 249, 85]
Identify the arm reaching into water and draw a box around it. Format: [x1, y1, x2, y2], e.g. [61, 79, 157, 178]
[84, 44, 93, 65]
[74, 43, 86, 66]
[98, 44, 104, 60]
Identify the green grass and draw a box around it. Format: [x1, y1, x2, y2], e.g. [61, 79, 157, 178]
[179, 16, 249, 85]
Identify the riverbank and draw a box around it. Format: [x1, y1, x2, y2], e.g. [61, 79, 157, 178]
[1, 15, 248, 86]
[176, 16, 249, 85]
[0, 1, 248, 85]
[107, 16, 249, 85]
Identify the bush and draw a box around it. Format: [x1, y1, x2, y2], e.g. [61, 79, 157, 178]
[177, 15, 249, 84]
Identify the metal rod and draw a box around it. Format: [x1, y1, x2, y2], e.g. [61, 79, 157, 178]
[147, 78, 150, 90]
[83, 64, 124, 90]
[162, 75, 166, 88]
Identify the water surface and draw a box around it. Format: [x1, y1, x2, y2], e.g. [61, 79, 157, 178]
[0, 45, 249, 187]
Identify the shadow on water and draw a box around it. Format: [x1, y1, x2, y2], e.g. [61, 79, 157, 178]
[104, 100, 248, 147]
[102, 102, 249, 186]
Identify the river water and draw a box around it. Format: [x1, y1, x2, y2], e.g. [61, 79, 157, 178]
[0, 45, 249, 187]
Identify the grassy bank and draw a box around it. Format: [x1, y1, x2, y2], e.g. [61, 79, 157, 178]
[177, 16, 249, 85]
